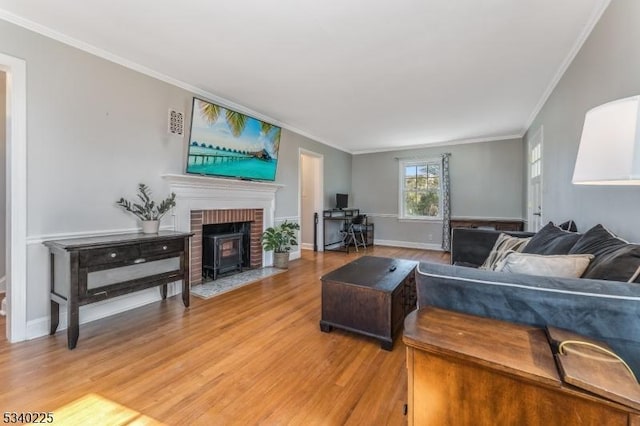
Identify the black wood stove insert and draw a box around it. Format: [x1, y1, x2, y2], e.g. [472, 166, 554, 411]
[202, 222, 251, 280]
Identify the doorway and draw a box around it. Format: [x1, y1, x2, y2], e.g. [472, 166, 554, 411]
[0, 70, 4, 337]
[527, 127, 543, 232]
[0, 52, 27, 343]
[299, 150, 324, 251]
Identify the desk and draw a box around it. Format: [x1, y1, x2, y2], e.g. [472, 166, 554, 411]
[322, 209, 374, 252]
[44, 231, 192, 349]
[403, 308, 640, 425]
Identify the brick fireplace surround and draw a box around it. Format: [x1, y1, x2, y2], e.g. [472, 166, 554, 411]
[190, 209, 263, 286]
[163, 173, 283, 288]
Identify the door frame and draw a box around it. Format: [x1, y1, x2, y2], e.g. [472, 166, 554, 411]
[527, 126, 543, 232]
[298, 148, 324, 251]
[0, 52, 27, 342]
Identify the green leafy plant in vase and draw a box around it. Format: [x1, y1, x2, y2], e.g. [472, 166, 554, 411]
[116, 183, 176, 234]
[261, 220, 300, 268]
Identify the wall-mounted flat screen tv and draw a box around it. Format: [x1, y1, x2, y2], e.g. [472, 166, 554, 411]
[186, 97, 281, 181]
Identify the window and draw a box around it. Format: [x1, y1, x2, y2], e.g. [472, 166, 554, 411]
[399, 158, 443, 220]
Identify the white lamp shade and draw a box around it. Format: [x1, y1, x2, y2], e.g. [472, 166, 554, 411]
[572, 95, 640, 185]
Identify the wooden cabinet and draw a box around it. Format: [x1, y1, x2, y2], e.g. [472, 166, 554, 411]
[450, 218, 524, 231]
[320, 256, 417, 350]
[44, 231, 193, 349]
[403, 308, 640, 425]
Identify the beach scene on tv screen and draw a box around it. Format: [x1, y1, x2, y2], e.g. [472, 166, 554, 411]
[187, 98, 281, 181]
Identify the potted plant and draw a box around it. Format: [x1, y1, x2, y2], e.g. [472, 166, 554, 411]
[116, 183, 177, 234]
[261, 220, 300, 269]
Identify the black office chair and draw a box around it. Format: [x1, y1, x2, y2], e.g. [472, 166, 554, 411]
[346, 214, 367, 252]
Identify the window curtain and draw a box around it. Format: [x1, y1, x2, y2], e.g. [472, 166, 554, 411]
[441, 153, 452, 251]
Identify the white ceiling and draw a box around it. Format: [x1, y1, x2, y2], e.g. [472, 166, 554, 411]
[0, 0, 609, 153]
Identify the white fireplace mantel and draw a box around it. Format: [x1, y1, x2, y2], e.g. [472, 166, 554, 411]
[162, 173, 284, 266]
[163, 173, 283, 194]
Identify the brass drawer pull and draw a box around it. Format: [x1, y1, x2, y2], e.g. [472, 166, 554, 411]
[134, 258, 146, 264]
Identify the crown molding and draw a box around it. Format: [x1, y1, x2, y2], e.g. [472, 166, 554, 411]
[0, 1, 610, 155]
[352, 133, 523, 155]
[0, 10, 352, 154]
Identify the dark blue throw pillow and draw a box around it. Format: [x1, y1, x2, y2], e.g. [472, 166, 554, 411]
[558, 220, 578, 232]
[569, 224, 640, 282]
[522, 222, 582, 255]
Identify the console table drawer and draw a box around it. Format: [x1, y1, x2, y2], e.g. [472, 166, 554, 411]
[139, 238, 184, 257]
[87, 257, 181, 290]
[80, 245, 141, 267]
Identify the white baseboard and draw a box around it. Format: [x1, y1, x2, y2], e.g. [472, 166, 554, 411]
[300, 243, 314, 250]
[289, 250, 302, 261]
[374, 239, 443, 251]
[0, 275, 5, 293]
[26, 282, 181, 340]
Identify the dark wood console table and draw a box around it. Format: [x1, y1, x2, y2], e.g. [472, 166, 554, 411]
[450, 217, 524, 231]
[44, 231, 193, 349]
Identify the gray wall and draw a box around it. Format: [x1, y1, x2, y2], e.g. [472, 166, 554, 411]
[352, 138, 524, 247]
[524, 0, 640, 242]
[0, 20, 351, 328]
[275, 129, 351, 218]
[0, 71, 5, 288]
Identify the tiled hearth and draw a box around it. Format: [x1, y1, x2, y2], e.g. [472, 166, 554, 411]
[163, 173, 283, 287]
[190, 208, 263, 286]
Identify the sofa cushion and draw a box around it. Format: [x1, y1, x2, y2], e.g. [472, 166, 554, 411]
[451, 228, 535, 267]
[569, 224, 640, 282]
[522, 222, 582, 255]
[495, 252, 593, 278]
[479, 233, 531, 271]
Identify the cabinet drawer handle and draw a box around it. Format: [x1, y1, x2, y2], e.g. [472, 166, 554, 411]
[110, 253, 117, 258]
[163, 245, 168, 250]
[134, 258, 146, 264]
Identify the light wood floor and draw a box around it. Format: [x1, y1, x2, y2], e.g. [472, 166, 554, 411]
[0, 247, 448, 425]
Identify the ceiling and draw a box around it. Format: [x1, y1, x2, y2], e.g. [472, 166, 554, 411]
[0, 0, 609, 154]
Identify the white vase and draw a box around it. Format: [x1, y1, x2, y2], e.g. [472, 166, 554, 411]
[141, 220, 160, 234]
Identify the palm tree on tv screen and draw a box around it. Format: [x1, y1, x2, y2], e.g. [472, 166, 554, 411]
[261, 122, 282, 152]
[224, 110, 247, 137]
[199, 101, 247, 137]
